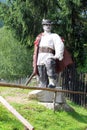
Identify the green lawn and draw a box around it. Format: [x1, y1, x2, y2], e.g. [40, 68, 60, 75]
[0, 86, 87, 130]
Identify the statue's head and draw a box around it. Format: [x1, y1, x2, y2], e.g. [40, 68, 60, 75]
[42, 19, 53, 32]
[42, 19, 52, 25]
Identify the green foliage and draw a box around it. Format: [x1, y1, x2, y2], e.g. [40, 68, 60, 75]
[56, 0, 87, 69]
[0, 0, 87, 73]
[77, 44, 87, 72]
[0, 20, 3, 27]
[0, 27, 33, 80]
[0, 1, 34, 45]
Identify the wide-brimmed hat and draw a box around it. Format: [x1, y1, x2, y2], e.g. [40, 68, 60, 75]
[42, 19, 53, 25]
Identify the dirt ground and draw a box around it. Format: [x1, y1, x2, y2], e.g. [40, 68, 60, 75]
[0, 87, 30, 104]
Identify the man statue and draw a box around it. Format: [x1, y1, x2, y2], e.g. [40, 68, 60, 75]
[33, 19, 73, 88]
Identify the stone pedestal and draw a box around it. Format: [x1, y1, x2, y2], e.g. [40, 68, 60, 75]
[28, 87, 74, 111]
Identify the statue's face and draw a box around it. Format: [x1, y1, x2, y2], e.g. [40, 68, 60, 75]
[43, 24, 52, 32]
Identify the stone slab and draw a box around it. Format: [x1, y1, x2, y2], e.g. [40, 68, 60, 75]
[28, 87, 66, 103]
[38, 102, 74, 112]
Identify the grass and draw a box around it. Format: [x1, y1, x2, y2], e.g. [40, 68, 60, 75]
[0, 105, 23, 130]
[0, 85, 87, 130]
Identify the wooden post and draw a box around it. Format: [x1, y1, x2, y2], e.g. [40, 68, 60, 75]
[53, 92, 57, 113]
[24, 126, 30, 130]
[0, 96, 34, 130]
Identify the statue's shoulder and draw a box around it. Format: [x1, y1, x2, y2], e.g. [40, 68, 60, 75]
[34, 32, 44, 45]
[36, 32, 44, 38]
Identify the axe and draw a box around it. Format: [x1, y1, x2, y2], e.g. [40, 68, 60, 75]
[25, 73, 35, 86]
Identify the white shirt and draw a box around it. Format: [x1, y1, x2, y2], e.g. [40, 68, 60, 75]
[37, 32, 64, 65]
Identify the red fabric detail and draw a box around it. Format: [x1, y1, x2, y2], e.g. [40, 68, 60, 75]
[34, 33, 43, 46]
[56, 48, 73, 73]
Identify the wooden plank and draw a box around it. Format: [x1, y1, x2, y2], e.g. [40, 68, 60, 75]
[0, 96, 34, 130]
[0, 82, 87, 95]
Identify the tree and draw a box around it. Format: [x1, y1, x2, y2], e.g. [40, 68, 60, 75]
[0, 0, 87, 72]
[0, 27, 33, 80]
[55, 0, 87, 69]
[0, 0, 61, 44]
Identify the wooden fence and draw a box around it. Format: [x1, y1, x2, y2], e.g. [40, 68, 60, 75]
[0, 64, 87, 108]
[60, 65, 87, 107]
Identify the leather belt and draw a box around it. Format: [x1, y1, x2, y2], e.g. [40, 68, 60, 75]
[39, 47, 55, 54]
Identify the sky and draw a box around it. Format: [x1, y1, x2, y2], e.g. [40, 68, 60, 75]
[0, 0, 6, 3]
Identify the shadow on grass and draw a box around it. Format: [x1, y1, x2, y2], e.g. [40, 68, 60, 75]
[67, 110, 87, 124]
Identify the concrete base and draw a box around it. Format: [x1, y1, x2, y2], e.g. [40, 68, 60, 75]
[28, 87, 74, 111]
[39, 102, 74, 111]
[28, 87, 66, 103]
